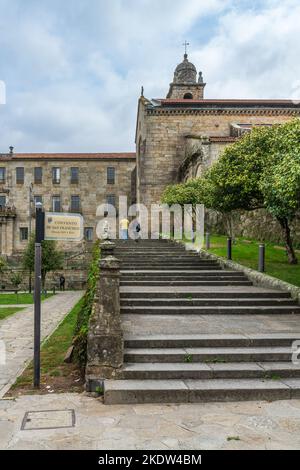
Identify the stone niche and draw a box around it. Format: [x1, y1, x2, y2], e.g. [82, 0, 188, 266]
[179, 136, 210, 181]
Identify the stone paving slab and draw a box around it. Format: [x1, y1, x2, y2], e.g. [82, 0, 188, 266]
[0, 291, 83, 398]
[2, 393, 300, 449]
[122, 313, 300, 336]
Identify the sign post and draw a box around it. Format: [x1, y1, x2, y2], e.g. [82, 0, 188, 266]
[44, 212, 83, 242]
[33, 202, 45, 388]
[33, 210, 83, 388]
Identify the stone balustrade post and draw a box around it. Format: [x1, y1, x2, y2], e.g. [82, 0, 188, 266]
[86, 240, 123, 390]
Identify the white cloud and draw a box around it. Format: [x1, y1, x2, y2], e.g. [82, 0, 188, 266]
[0, 0, 299, 152]
[194, 0, 300, 99]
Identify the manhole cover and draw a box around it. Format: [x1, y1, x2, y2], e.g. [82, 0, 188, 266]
[21, 409, 75, 431]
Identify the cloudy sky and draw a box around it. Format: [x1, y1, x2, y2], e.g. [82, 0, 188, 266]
[0, 0, 300, 153]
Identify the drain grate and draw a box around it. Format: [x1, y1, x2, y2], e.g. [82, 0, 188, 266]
[21, 409, 75, 431]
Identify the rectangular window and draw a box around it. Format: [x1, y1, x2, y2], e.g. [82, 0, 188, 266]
[70, 195, 80, 212]
[106, 194, 116, 211]
[0, 168, 6, 183]
[34, 195, 43, 206]
[70, 167, 79, 184]
[84, 227, 93, 241]
[52, 195, 61, 212]
[107, 167, 115, 185]
[34, 167, 43, 184]
[0, 195, 6, 208]
[20, 227, 28, 241]
[16, 167, 24, 184]
[52, 167, 61, 184]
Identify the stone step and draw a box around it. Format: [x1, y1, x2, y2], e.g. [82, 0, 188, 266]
[119, 259, 215, 264]
[123, 346, 294, 362]
[121, 271, 248, 282]
[121, 305, 300, 315]
[121, 297, 297, 307]
[121, 362, 300, 380]
[116, 251, 205, 255]
[114, 248, 189, 252]
[117, 253, 192, 257]
[124, 334, 300, 348]
[120, 280, 253, 286]
[120, 290, 291, 299]
[121, 265, 220, 271]
[120, 270, 242, 277]
[104, 378, 300, 404]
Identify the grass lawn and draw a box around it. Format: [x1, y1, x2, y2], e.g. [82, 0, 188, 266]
[206, 235, 300, 287]
[0, 293, 53, 305]
[0, 307, 24, 321]
[8, 296, 84, 396]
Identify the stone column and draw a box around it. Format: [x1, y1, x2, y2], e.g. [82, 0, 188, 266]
[6, 218, 14, 256]
[1, 221, 7, 256]
[86, 240, 123, 390]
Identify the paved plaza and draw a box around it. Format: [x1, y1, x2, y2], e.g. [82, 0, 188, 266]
[1, 393, 300, 449]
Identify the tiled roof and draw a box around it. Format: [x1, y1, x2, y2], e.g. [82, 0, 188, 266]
[0, 152, 136, 161]
[150, 99, 300, 110]
[158, 99, 300, 106]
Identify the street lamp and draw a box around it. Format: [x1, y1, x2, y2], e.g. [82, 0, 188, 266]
[33, 200, 44, 388]
[28, 183, 34, 293]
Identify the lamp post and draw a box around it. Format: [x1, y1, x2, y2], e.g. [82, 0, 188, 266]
[227, 237, 232, 260]
[33, 201, 44, 388]
[28, 183, 34, 293]
[258, 244, 265, 273]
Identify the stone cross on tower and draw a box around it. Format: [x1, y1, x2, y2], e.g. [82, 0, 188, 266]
[182, 41, 190, 56]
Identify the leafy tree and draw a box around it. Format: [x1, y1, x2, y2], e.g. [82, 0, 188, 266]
[10, 272, 22, 290]
[260, 153, 300, 264]
[23, 235, 64, 288]
[204, 121, 300, 263]
[0, 257, 6, 277]
[162, 179, 205, 206]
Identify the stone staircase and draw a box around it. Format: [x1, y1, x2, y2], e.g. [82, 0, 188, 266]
[104, 239, 300, 404]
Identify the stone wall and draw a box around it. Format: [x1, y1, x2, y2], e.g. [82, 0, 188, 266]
[206, 209, 300, 247]
[1, 266, 88, 291]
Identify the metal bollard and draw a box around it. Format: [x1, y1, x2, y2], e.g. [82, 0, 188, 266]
[227, 237, 232, 260]
[205, 232, 210, 250]
[258, 244, 265, 272]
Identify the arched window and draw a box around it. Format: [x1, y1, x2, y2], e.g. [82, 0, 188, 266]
[183, 92, 193, 99]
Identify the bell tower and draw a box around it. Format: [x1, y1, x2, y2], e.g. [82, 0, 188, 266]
[167, 47, 206, 100]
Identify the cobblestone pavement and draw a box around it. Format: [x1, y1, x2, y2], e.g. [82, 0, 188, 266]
[0, 291, 83, 398]
[1, 393, 300, 449]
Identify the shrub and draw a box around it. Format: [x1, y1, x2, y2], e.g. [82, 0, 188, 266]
[73, 241, 100, 370]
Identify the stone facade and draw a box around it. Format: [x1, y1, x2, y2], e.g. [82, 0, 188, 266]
[0, 152, 135, 257]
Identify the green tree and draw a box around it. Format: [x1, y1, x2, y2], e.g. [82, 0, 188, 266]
[0, 257, 7, 289]
[260, 153, 300, 264]
[10, 272, 22, 290]
[204, 120, 300, 264]
[23, 235, 64, 288]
